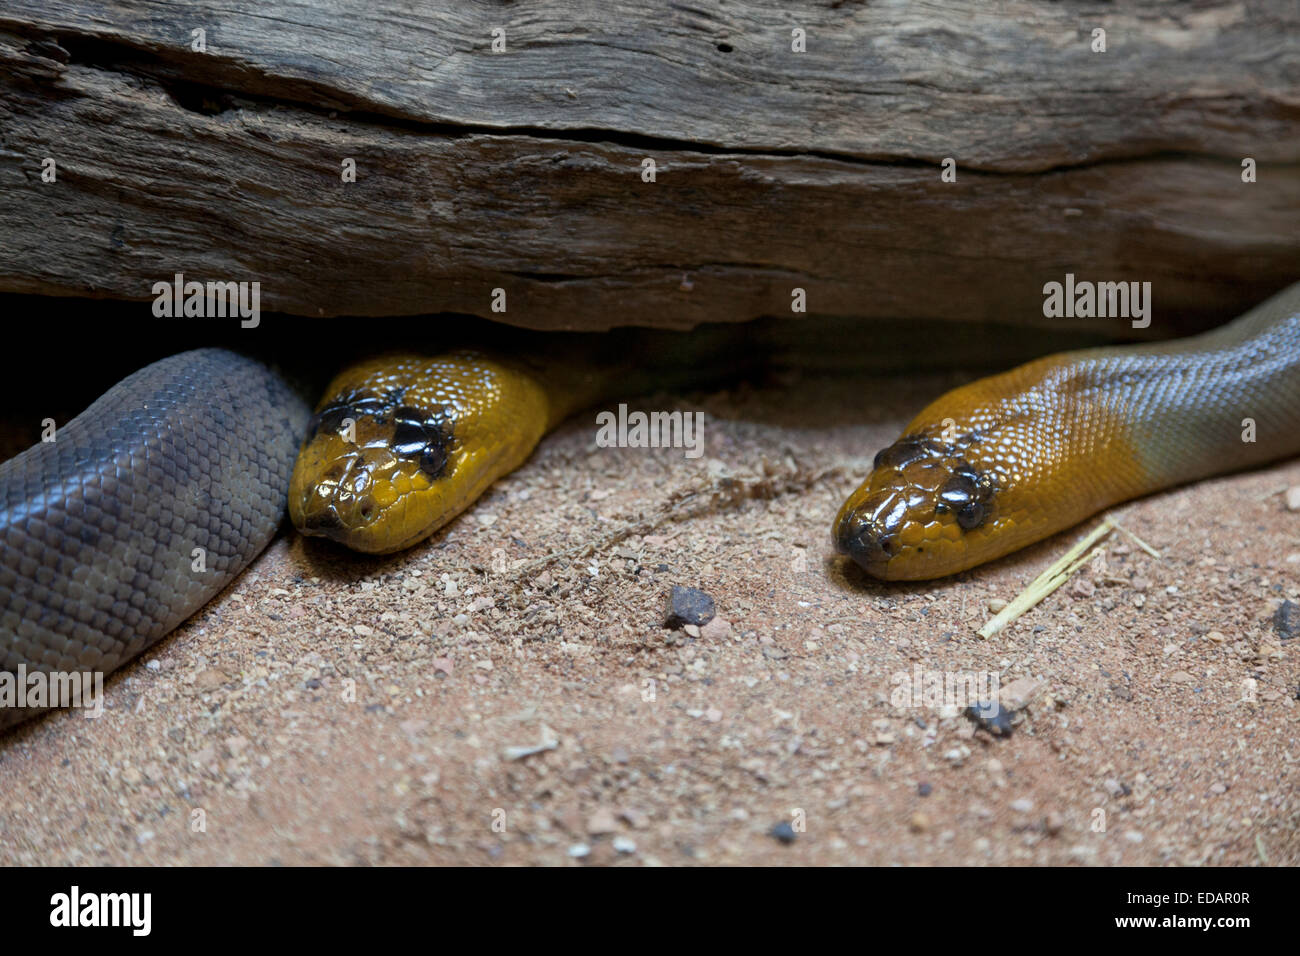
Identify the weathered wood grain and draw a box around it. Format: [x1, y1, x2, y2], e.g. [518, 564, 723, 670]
[0, 2, 1296, 331]
[6, 0, 1298, 168]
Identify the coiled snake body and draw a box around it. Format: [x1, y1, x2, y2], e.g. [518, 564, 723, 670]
[3, 283, 1299, 726]
[0, 351, 307, 728]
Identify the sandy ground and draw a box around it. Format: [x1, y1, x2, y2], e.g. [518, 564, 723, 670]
[0, 368, 1296, 866]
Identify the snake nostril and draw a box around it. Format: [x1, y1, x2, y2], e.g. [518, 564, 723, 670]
[834, 518, 897, 572]
[303, 507, 343, 533]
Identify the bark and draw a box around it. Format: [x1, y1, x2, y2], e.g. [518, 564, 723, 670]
[0, 1, 1296, 332]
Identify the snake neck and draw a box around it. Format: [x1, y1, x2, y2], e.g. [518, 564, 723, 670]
[521, 324, 774, 429]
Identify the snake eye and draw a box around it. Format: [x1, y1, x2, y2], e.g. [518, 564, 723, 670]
[392, 422, 429, 457]
[956, 501, 986, 530]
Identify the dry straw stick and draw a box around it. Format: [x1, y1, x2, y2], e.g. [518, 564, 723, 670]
[978, 518, 1117, 639]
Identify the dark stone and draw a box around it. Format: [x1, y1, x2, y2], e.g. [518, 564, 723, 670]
[1273, 600, 1300, 640]
[918, 782, 933, 797]
[965, 701, 1014, 737]
[665, 585, 716, 628]
[768, 821, 797, 844]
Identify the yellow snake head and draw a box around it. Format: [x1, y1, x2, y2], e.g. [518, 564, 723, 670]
[833, 343, 1167, 580]
[833, 431, 1005, 580]
[289, 353, 550, 553]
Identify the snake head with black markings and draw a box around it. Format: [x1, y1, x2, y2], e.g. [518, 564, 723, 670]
[289, 352, 552, 553]
[834, 430, 1005, 580]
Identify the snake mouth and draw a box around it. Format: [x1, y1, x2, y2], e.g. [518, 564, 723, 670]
[298, 501, 345, 534]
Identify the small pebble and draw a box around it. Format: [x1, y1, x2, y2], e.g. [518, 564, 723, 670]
[996, 677, 1045, 712]
[193, 669, 229, 691]
[587, 808, 618, 835]
[1273, 600, 1300, 640]
[612, 836, 637, 854]
[699, 617, 732, 641]
[567, 844, 590, 859]
[1070, 578, 1096, 598]
[1286, 486, 1300, 512]
[620, 808, 650, 829]
[943, 746, 970, 765]
[768, 821, 797, 844]
[1010, 798, 1034, 813]
[909, 812, 930, 833]
[665, 585, 716, 628]
[987, 598, 1008, 614]
[1256, 640, 1283, 660]
[965, 702, 1013, 737]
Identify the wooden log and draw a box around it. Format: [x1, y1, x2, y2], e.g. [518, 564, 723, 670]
[0, 1, 1296, 332]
